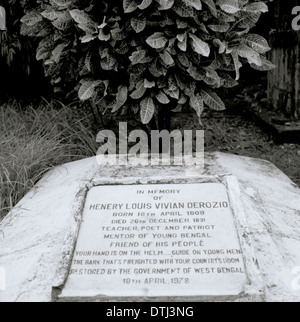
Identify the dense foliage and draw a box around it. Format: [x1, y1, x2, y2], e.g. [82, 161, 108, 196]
[0, 0, 34, 76]
[20, 0, 274, 124]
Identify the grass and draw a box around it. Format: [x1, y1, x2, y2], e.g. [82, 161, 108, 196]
[0, 99, 98, 220]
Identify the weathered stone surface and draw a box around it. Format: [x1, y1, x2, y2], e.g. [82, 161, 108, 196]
[0, 152, 300, 302]
[59, 181, 249, 300]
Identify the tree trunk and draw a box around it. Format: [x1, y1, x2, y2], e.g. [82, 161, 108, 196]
[268, 0, 300, 120]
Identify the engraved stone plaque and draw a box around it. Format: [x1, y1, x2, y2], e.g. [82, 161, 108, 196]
[56, 177, 263, 301]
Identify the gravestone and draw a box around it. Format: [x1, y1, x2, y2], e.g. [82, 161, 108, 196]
[1, 152, 300, 302]
[53, 176, 263, 301]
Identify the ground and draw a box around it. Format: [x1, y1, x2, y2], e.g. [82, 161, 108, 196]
[169, 109, 300, 187]
[199, 74, 300, 186]
[203, 114, 300, 187]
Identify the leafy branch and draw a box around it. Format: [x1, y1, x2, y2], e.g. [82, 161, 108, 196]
[20, 0, 274, 124]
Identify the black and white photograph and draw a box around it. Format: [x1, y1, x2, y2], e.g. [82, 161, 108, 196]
[0, 0, 300, 308]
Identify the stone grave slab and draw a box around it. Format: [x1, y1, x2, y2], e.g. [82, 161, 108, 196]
[53, 175, 264, 302]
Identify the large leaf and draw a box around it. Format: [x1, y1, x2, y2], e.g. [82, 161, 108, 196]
[51, 44, 66, 63]
[131, 17, 147, 33]
[36, 37, 55, 61]
[190, 94, 204, 117]
[177, 53, 190, 67]
[79, 81, 99, 101]
[250, 57, 276, 71]
[52, 0, 73, 7]
[146, 32, 168, 49]
[201, 89, 226, 111]
[112, 85, 128, 112]
[124, 0, 139, 13]
[177, 33, 187, 51]
[203, 67, 221, 87]
[219, 72, 239, 88]
[201, 0, 218, 17]
[208, 24, 230, 33]
[40, 10, 60, 22]
[187, 65, 204, 81]
[189, 34, 210, 57]
[156, 0, 175, 10]
[130, 80, 147, 99]
[243, 34, 271, 54]
[217, 0, 241, 14]
[182, 0, 202, 10]
[69, 9, 95, 25]
[173, 0, 195, 17]
[236, 44, 262, 66]
[159, 50, 175, 66]
[156, 91, 170, 104]
[140, 97, 155, 124]
[52, 11, 73, 30]
[129, 50, 147, 65]
[149, 60, 164, 77]
[138, 0, 153, 10]
[144, 79, 156, 88]
[21, 13, 43, 26]
[243, 2, 268, 14]
[164, 87, 180, 99]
